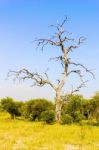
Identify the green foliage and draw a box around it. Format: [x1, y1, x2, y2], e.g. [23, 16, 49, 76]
[0, 97, 23, 119]
[83, 100, 91, 119]
[61, 114, 73, 124]
[62, 94, 85, 122]
[73, 111, 85, 122]
[40, 110, 55, 124]
[61, 93, 99, 124]
[22, 98, 54, 121]
[83, 92, 99, 120]
[0, 92, 99, 124]
[91, 92, 99, 119]
[80, 119, 99, 126]
[87, 119, 98, 126]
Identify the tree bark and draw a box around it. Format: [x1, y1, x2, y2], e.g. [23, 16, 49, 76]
[11, 114, 15, 119]
[55, 99, 62, 121]
[55, 91, 63, 121]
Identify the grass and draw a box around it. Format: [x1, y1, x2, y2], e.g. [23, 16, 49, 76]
[0, 112, 99, 150]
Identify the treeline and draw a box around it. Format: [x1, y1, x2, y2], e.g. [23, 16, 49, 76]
[0, 92, 99, 125]
[0, 98, 55, 123]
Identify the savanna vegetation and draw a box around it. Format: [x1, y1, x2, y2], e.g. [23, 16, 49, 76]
[0, 93, 99, 150]
[0, 92, 99, 125]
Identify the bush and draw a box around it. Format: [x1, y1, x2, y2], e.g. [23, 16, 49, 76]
[62, 94, 85, 122]
[80, 119, 99, 126]
[22, 99, 54, 121]
[73, 111, 85, 122]
[0, 97, 22, 119]
[61, 114, 73, 124]
[40, 110, 55, 124]
[87, 119, 98, 126]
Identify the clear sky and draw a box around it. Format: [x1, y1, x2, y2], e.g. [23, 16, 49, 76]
[0, 0, 99, 101]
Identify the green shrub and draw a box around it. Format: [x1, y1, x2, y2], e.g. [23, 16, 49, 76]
[0, 97, 22, 119]
[22, 99, 54, 121]
[73, 111, 85, 122]
[87, 119, 98, 126]
[80, 119, 98, 126]
[40, 110, 55, 124]
[62, 94, 85, 122]
[79, 119, 88, 125]
[61, 114, 73, 124]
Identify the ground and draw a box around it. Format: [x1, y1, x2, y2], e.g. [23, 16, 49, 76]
[0, 112, 99, 150]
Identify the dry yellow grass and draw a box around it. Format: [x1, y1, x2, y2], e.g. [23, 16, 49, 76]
[0, 112, 99, 150]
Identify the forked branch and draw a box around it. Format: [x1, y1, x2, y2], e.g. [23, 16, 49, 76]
[7, 69, 56, 90]
[68, 61, 95, 78]
[61, 81, 87, 103]
[70, 81, 87, 95]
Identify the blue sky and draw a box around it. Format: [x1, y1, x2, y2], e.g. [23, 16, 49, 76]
[0, 0, 99, 100]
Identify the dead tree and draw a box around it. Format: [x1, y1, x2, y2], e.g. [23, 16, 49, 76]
[8, 17, 94, 121]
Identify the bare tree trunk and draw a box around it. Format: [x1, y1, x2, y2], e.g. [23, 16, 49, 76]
[55, 91, 63, 121]
[55, 100, 62, 121]
[11, 114, 15, 119]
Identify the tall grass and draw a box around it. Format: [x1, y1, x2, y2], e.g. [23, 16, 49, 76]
[0, 112, 99, 150]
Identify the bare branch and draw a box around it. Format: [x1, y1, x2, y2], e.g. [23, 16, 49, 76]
[69, 61, 95, 78]
[34, 38, 61, 51]
[49, 16, 67, 31]
[70, 81, 87, 95]
[49, 25, 60, 32]
[78, 36, 86, 45]
[66, 45, 78, 53]
[49, 56, 63, 61]
[61, 81, 87, 103]
[67, 70, 84, 83]
[62, 36, 75, 42]
[60, 16, 68, 28]
[66, 36, 86, 54]
[8, 69, 56, 90]
[49, 56, 64, 68]
[35, 18, 86, 56]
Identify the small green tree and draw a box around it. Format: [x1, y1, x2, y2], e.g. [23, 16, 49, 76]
[1, 97, 22, 119]
[87, 92, 99, 119]
[83, 93, 99, 120]
[22, 99, 54, 121]
[62, 94, 85, 122]
[83, 100, 92, 119]
[61, 114, 73, 124]
[40, 110, 55, 124]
